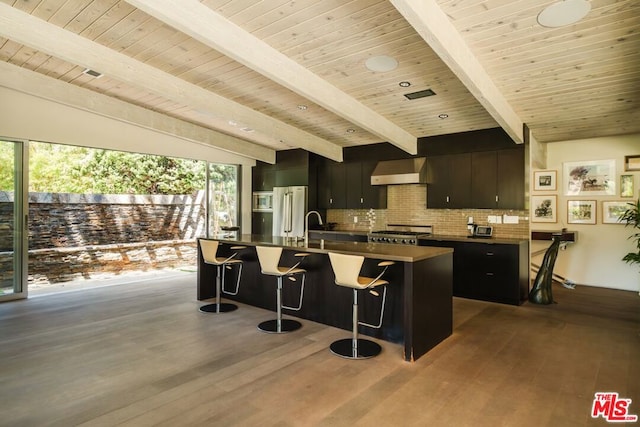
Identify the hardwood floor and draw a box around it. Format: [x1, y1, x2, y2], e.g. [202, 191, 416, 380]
[0, 273, 638, 426]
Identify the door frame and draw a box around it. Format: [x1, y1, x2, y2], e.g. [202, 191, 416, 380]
[0, 139, 28, 302]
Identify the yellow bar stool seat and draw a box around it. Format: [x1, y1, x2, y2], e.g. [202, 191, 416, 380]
[256, 246, 309, 333]
[328, 252, 394, 359]
[199, 239, 246, 313]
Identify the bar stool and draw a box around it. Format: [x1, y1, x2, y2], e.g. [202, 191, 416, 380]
[255, 246, 309, 333]
[199, 239, 245, 313]
[328, 252, 394, 359]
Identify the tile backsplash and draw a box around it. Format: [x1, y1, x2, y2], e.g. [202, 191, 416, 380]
[326, 184, 529, 239]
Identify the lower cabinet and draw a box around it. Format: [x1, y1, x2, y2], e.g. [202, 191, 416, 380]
[420, 238, 529, 305]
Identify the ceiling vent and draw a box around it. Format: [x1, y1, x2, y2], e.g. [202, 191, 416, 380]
[404, 88, 436, 100]
[82, 68, 103, 78]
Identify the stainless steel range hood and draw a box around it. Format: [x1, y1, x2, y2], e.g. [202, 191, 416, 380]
[370, 157, 426, 185]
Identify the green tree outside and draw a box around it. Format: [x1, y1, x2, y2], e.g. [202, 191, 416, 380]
[0, 141, 238, 196]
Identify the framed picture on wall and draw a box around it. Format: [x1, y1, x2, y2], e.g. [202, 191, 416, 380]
[602, 201, 630, 224]
[624, 155, 640, 171]
[620, 174, 634, 197]
[533, 170, 557, 191]
[567, 200, 597, 224]
[531, 195, 557, 223]
[563, 159, 615, 196]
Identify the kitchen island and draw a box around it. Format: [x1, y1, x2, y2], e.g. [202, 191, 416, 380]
[197, 235, 453, 362]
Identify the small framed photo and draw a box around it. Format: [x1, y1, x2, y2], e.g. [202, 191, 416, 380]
[620, 174, 634, 197]
[602, 201, 631, 224]
[624, 155, 640, 171]
[533, 170, 557, 191]
[567, 200, 597, 224]
[531, 195, 557, 223]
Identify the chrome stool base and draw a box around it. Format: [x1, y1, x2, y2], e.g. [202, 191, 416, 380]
[258, 319, 302, 333]
[199, 302, 238, 313]
[330, 338, 381, 359]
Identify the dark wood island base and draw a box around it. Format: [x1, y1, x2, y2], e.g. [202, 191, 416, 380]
[197, 236, 453, 362]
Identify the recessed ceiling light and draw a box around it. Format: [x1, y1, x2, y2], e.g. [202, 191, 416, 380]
[346, 128, 356, 133]
[399, 81, 411, 88]
[365, 55, 398, 72]
[297, 104, 308, 110]
[240, 127, 254, 133]
[438, 113, 449, 119]
[537, 0, 591, 28]
[228, 120, 238, 126]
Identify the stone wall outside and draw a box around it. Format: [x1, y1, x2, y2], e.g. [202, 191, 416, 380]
[0, 191, 206, 285]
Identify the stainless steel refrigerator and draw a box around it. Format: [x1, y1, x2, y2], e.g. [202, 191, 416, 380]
[272, 186, 307, 238]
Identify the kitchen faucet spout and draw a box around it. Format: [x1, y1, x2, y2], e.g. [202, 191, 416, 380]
[304, 211, 323, 247]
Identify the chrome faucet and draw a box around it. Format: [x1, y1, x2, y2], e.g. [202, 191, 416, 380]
[304, 210, 323, 247]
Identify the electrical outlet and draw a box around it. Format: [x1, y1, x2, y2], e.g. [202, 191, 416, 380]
[503, 214, 519, 224]
[353, 216, 358, 223]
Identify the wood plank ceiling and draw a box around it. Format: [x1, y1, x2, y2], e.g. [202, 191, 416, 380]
[0, 0, 638, 162]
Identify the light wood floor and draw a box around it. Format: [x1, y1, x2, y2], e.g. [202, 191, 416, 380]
[0, 273, 638, 427]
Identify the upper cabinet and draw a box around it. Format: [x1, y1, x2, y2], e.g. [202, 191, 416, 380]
[252, 162, 275, 192]
[427, 147, 524, 210]
[471, 148, 524, 209]
[346, 160, 387, 209]
[274, 149, 311, 187]
[426, 154, 472, 208]
[252, 149, 319, 209]
[422, 128, 525, 210]
[318, 159, 387, 210]
[318, 160, 347, 209]
[496, 149, 525, 209]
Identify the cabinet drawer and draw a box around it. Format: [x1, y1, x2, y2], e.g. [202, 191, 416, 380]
[456, 243, 521, 304]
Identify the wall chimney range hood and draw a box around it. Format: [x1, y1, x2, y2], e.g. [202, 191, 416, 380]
[370, 157, 427, 185]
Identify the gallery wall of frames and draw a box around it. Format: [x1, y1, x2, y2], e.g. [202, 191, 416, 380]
[532, 155, 639, 226]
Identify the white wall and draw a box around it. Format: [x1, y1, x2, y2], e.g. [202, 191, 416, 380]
[531, 134, 640, 292]
[0, 86, 255, 234]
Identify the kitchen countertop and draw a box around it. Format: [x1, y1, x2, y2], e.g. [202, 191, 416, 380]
[210, 234, 453, 262]
[310, 229, 528, 245]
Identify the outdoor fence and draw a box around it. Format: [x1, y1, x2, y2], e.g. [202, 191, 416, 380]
[0, 191, 206, 285]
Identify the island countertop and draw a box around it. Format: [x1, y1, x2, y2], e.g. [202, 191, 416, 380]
[213, 234, 453, 262]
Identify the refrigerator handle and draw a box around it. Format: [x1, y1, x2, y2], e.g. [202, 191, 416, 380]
[283, 191, 292, 233]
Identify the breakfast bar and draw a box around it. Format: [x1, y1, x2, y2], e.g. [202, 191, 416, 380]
[197, 236, 453, 362]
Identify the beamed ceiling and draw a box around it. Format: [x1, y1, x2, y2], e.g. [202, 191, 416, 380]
[0, 0, 638, 163]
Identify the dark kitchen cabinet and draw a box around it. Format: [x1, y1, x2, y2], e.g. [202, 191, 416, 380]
[455, 242, 527, 305]
[252, 149, 320, 209]
[426, 154, 472, 208]
[496, 149, 525, 209]
[471, 148, 524, 209]
[420, 238, 528, 305]
[346, 160, 387, 209]
[275, 149, 310, 187]
[252, 162, 275, 191]
[471, 151, 498, 208]
[251, 212, 273, 237]
[318, 160, 347, 209]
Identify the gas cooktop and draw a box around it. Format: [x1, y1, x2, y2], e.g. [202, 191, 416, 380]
[367, 225, 433, 245]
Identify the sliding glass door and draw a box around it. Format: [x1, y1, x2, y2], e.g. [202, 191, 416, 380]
[0, 139, 27, 301]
